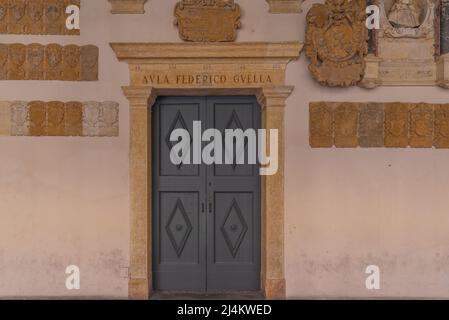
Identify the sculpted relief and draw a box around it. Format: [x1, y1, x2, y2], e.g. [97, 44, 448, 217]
[0, 43, 98, 81]
[0, 0, 79, 35]
[0, 101, 119, 137]
[305, 0, 368, 87]
[174, 0, 241, 42]
[361, 0, 449, 88]
[388, 0, 422, 28]
[310, 102, 449, 149]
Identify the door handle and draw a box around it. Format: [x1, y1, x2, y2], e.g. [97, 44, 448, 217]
[208, 202, 213, 214]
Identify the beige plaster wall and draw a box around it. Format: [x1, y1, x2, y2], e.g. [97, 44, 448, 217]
[0, 0, 449, 298]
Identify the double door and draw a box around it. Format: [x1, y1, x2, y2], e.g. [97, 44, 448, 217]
[152, 96, 261, 292]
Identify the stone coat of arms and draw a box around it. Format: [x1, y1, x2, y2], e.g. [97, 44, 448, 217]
[305, 0, 368, 87]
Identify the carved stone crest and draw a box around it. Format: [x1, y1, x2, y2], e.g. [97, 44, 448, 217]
[81, 45, 99, 81]
[46, 101, 65, 136]
[309, 102, 333, 147]
[0, 43, 7, 79]
[7, 43, 25, 80]
[45, 43, 63, 80]
[305, 0, 368, 87]
[8, 0, 26, 34]
[334, 102, 359, 147]
[0, 0, 7, 33]
[10, 100, 29, 136]
[0, 101, 10, 135]
[434, 104, 449, 148]
[385, 102, 410, 147]
[359, 103, 384, 147]
[410, 103, 434, 148]
[174, 0, 241, 42]
[62, 44, 80, 81]
[28, 100, 46, 136]
[65, 101, 82, 136]
[26, 43, 45, 80]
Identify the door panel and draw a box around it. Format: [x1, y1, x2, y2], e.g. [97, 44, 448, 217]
[206, 97, 261, 291]
[153, 97, 207, 291]
[152, 96, 260, 292]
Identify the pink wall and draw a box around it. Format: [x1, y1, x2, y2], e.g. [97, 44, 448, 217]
[0, 0, 448, 298]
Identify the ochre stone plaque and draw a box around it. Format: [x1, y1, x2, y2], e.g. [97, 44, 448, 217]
[410, 103, 434, 148]
[26, 43, 45, 80]
[0, 101, 10, 135]
[305, 0, 368, 87]
[434, 104, 449, 149]
[62, 44, 80, 81]
[385, 103, 410, 148]
[45, 43, 63, 80]
[46, 101, 65, 136]
[0, 43, 97, 81]
[44, 0, 65, 35]
[81, 45, 99, 81]
[8, 0, 26, 34]
[7, 43, 26, 80]
[334, 102, 359, 148]
[0, 43, 7, 79]
[0, 0, 7, 33]
[174, 0, 241, 42]
[309, 102, 333, 148]
[359, 103, 384, 148]
[65, 101, 83, 136]
[28, 100, 46, 136]
[25, 0, 44, 34]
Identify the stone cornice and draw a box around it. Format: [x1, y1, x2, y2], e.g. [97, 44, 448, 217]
[110, 42, 303, 62]
[266, 0, 303, 14]
[108, 0, 148, 14]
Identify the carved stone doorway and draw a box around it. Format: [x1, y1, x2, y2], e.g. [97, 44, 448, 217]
[111, 42, 302, 299]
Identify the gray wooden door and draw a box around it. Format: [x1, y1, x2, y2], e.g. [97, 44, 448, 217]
[152, 96, 261, 292]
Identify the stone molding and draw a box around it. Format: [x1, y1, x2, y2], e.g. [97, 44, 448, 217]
[310, 102, 448, 149]
[266, 0, 303, 14]
[0, 0, 80, 35]
[108, 0, 147, 14]
[111, 41, 302, 299]
[0, 101, 119, 137]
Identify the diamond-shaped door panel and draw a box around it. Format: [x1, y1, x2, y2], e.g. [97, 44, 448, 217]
[165, 110, 191, 150]
[222, 109, 248, 169]
[165, 110, 192, 169]
[166, 199, 193, 258]
[220, 199, 248, 258]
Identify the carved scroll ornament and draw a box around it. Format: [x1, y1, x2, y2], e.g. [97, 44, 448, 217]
[305, 0, 368, 87]
[174, 0, 241, 42]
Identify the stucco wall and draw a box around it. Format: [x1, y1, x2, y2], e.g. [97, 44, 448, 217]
[0, 0, 449, 298]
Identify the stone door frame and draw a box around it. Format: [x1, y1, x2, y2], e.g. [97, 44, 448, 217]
[111, 42, 302, 299]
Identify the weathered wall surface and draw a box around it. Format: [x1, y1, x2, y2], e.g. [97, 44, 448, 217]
[1, 0, 449, 298]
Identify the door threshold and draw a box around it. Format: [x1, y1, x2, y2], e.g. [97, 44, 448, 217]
[151, 291, 265, 300]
